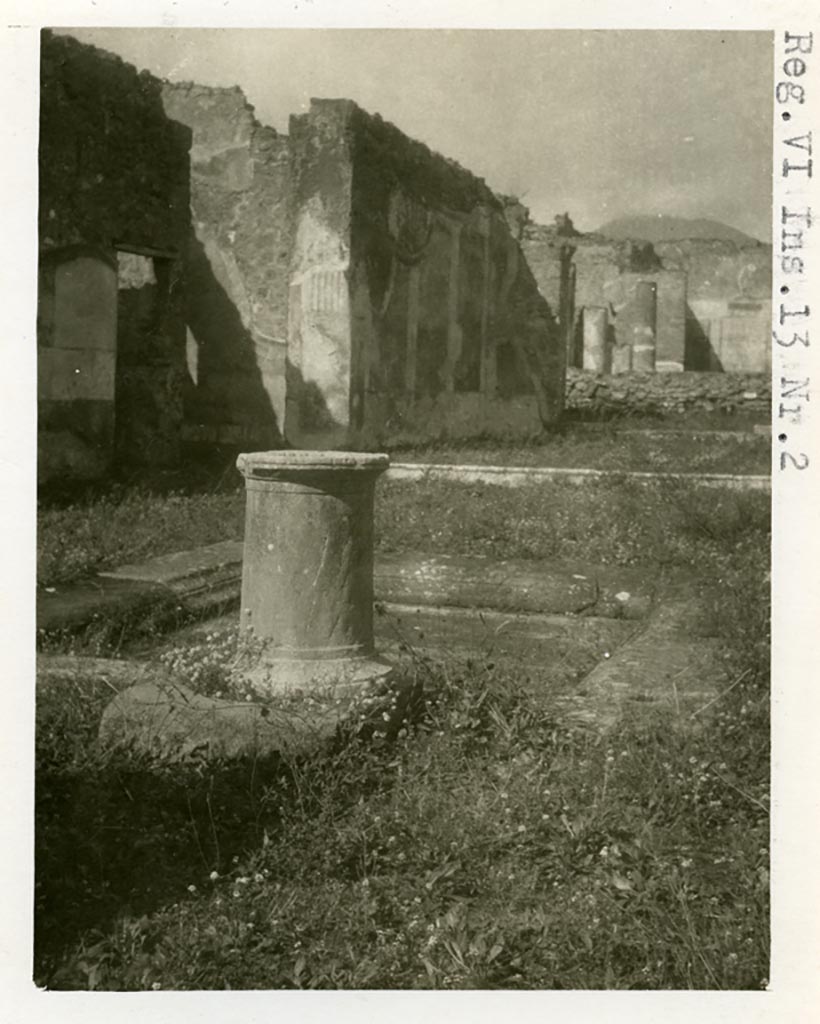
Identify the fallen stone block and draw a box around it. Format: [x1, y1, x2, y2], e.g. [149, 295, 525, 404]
[98, 680, 345, 760]
[95, 667, 420, 763]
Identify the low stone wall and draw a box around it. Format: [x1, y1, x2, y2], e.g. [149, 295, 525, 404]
[565, 369, 771, 416]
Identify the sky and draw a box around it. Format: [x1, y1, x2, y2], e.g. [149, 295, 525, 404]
[54, 29, 769, 237]
[57, 28, 774, 238]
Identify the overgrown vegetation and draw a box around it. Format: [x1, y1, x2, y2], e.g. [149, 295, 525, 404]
[37, 488, 244, 587]
[35, 503, 769, 990]
[377, 477, 770, 572]
[37, 472, 769, 589]
[35, 428, 770, 989]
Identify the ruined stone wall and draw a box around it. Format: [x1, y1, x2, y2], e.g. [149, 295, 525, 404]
[565, 368, 771, 417]
[655, 240, 772, 373]
[286, 99, 565, 447]
[161, 84, 290, 449]
[570, 240, 687, 371]
[526, 227, 772, 377]
[38, 31, 192, 481]
[520, 222, 576, 366]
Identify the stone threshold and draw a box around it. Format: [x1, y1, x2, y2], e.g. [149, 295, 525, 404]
[37, 544, 659, 637]
[386, 463, 771, 492]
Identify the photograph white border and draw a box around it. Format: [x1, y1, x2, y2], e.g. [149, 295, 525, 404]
[2, 3, 818, 1021]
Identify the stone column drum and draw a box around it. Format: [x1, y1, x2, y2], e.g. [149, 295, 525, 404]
[582, 306, 610, 373]
[236, 450, 393, 696]
[631, 280, 658, 372]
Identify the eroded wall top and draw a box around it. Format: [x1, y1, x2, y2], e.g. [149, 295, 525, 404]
[40, 30, 191, 254]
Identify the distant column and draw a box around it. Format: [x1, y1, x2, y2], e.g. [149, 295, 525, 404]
[631, 281, 657, 371]
[236, 450, 393, 696]
[582, 306, 610, 373]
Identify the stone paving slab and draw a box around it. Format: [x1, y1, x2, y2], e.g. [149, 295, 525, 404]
[375, 552, 653, 618]
[376, 604, 639, 698]
[38, 584, 718, 743]
[102, 540, 241, 590]
[38, 544, 658, 638]
[555, 591, 726, 731]
[36, 576, 171, 633]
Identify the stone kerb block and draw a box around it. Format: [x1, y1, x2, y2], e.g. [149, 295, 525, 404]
[236, 450, 394, 697]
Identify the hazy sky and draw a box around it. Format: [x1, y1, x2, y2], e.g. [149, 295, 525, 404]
[57, 28, 773, 239]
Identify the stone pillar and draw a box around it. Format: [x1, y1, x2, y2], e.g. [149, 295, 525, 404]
[631, 281, 657, 371]
[582, 306, 610, 373]
[236, 450, 392, 696]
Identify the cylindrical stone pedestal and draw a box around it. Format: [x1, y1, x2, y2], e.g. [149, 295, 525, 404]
[631, 281, 657, 372]
[582, 306, 610, 373]
[236, 451, 392, 696]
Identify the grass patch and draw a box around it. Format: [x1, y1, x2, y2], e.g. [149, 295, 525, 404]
[36, 527, 769, 990]
[377, 477, 770, 570]
[37, 476, 770, 590]
[37, 488, 245, 587]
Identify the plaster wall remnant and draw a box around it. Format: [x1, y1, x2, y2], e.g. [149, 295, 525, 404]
[655, 239, 772, 373]
[519, 218, 576, 366]
[569, 237, 686, 373]
[286, 100, 566, 448]
[161, 82, 290, 449]
[524, 219, 771, 377]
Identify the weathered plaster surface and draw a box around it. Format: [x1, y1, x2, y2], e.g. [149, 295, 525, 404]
[286, 100, 566, 448]
[38, 31, 191, 481]
[656, 240, 772, 373]
[162, 82, 290, 448]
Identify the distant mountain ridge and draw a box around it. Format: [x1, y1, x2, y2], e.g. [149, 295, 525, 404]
[596, 215, 764, 246]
